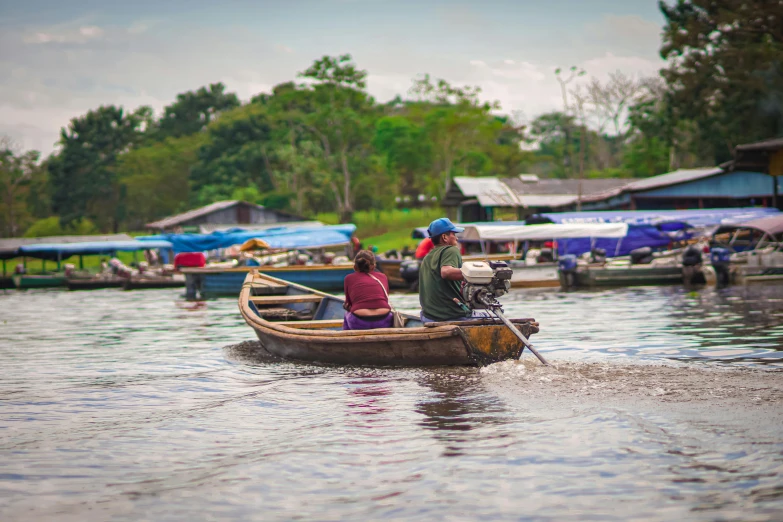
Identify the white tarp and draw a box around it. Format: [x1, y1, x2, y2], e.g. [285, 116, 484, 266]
[459, 223, 629, 241]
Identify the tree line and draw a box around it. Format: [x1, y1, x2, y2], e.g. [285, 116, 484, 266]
[1, 0, 781, 237]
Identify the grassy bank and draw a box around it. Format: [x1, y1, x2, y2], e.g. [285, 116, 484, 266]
[315, 208, 443, 253]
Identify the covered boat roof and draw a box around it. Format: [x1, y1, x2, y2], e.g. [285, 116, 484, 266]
[17, 240, 174, 261]
[718, 214, 783, 237]
[140, 224, 357, 254]
[459, 223, 629, 241]
[0, 234, 134, 260]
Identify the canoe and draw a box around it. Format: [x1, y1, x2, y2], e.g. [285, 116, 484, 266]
[182, 264, 354, 299]
[238, 270, 540, 367]
[12, 274, 67, 289]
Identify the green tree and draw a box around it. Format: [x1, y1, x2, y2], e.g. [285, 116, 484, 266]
[189, 103, 275, 205]
[0, 138, 41, 237]
[157, 83, 240, 139]
[113, 133, 208, 229]
[49, 105, 151, 231]
[372, 116, 431, 199]
[297, 54, 379, 222]
[659, 0, 783, 163]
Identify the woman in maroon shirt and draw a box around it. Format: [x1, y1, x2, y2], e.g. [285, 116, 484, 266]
[343, 250, 393, 330]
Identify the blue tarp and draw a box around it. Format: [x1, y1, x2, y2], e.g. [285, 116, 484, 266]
[18, 240, 174, 261]
[556, 224, 690, 257]
[138, 224, 357, 254]
[527, 208, 781, 227]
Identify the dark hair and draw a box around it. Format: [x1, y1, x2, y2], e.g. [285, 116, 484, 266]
[432, 233, 448, 245]
[354, 250, 376, 273]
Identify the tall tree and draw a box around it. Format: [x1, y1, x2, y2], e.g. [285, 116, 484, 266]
[157, 83, 240, 139]
[408, 76, 500, 196]
[659, 0, 783, 163]
[0, 137, 41, 237]
[48, 105, 150, 231]
[298, 54, 378, 222]
[113, 133, 208, 229]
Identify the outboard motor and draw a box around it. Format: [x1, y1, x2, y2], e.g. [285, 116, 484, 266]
[589, 247, 606, 264]
[710, 247, 732, 286]
[629, 247, 653, 265]
[558, 254, 578, 288]
[460, 261, 513, 310]
[399, 259, 420, 291]
[681, 245, 705, 285]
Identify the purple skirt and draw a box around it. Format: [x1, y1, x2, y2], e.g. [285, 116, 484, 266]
[343, 312, 393, 330]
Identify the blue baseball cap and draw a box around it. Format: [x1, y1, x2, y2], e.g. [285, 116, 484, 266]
[428, 218, 464, 237]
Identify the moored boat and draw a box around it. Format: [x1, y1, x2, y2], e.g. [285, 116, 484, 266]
[183, 263, 355, 299]
[238, 270, 539, 366]
[12, 274, 67, 289]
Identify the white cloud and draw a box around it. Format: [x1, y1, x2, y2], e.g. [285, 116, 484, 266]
[274, 44, 294, 54]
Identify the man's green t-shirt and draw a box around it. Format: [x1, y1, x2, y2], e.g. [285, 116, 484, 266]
[419, 245, 469, 321]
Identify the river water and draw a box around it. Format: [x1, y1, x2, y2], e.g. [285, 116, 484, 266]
[1, 285, 782, 521]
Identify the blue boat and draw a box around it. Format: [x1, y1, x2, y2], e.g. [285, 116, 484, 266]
[172, 224, 359, 299]
[183, 264, 355, 299]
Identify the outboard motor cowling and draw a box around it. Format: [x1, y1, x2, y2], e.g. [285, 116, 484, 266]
[629, 247, 653, 265]
[558, 254, 578, 288]
[710, 247, 731, 286]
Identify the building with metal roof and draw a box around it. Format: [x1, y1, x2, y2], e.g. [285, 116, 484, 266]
[145, 200, 307, 233]
[441, 175, 628, 221]
[568, 167, 782, 211]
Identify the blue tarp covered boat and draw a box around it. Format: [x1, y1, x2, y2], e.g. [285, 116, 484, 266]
[526, 207, 780, 227]
[165, 224, 359, 299]
[139, 224, 357, 255]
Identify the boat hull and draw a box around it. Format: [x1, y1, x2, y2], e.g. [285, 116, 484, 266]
[13, 274, 67, 289]
[67, 278, 125, 291]
[123, 275, 185, 290]
[562, 265, 685, 288]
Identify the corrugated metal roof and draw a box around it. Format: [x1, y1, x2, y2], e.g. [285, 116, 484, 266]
[503, 177, 628, 196]
[578, 168, 726, 204]
[623, 168, 724, 192]
[199, 221, 324, 233]
[453, 177, 520, 207]
[146, 200, 244, 229]
[516, 195, 578, 208]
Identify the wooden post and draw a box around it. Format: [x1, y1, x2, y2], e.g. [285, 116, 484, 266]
[2, 259, 6, 277]
[774, 176, 780, 210]
[79, 255, 84, 270]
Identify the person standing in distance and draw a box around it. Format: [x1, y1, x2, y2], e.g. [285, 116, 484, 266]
[418, 218, 492, 323]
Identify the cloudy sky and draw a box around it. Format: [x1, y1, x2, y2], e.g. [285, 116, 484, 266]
[0, 0, 666, 155]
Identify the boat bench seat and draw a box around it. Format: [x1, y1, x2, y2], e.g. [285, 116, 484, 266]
[249, 294, 323, 306]
[275, 319, 344, 329]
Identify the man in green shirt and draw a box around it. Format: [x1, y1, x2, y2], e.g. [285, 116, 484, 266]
[418, 218, 492, 323]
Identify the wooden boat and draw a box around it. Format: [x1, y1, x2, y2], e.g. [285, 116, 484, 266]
[183, 263, 354, 299]
[12, 274, 67, 289]
[66, 276, 125, 291]
[239, 270, 539, 366]
[122, 274, 185, 290]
